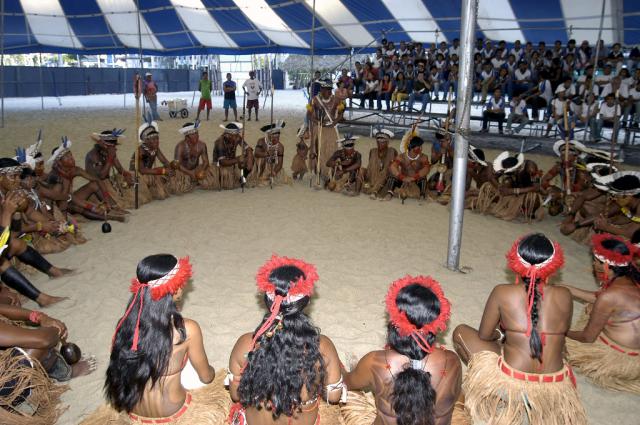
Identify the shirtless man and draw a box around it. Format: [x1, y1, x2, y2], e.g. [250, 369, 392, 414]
[172, 121, 218, 193]
[213, 122, 254, 190]
[253, 121, 287, 187]
[131, 121, 174, 202]
[308, 80, 344, 184]
[465, 145, 495, 210]
[326, 135, 363, 196]
[85, 129, 134, 210]
[291, 126, 310, 181]
[43, 139, 128, 222]
[429, 130, 454, 195]
[384, 136, 430, 201]
[364, 129, 397, 199]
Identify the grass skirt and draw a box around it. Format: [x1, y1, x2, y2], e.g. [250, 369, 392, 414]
[0, 348, 68, 425]
[197, 166, 221, 190]
[30, 233, 69, 254]
[463, 351, 586, 425]
[105, 176, 134, 209]
[395, 181, 421, 199]
[139, 174, 168, 201]
[363, 166, 389, 196]
[310, 124, 339, 181]
[219, 166, 240, 190]
[469, 182, 499, 213]
[250, 159, 292, 187]
[566, 311, 640, 395]
[291, 153, 308, 178]
[491, 192, 544, 222]
[167, 170, 196, 195]
[80, 371, 231, 425]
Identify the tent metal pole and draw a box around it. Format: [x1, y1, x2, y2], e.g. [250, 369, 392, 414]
[446, 0, 478, 271]
[39, 53, 44, 110]
[135, 0, 145, 118]
[123, 60, 127, 108]
[309, 0, 316, 95]
[593, 0, 606, 68]
[0, 0, 5, 129]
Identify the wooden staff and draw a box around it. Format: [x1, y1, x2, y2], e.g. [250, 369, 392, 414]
[605, 89, 622, 212]
[562, 100, 571, 200]
[269, 71, 275, 190]
[436, 86, 454, 195]
[133, 73, 142, 209]
[240, 90, 247, 193]
[316, 113, 324, 187]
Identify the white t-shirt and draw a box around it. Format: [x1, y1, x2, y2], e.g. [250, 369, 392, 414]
[514, 68, 531, 81]
[510, 48, 523, 61]
[600, 83, 629, 99]
[449, 46, 459, 57]
[242, 78, 263, 100]
[595, 74, 613, 85]
[538, 80, 553, 102]
[510, 99, 527, 115]
[599, 102, 621, 119]
[551, 98, 567, 116]
[630, 87, 640, 101]
[480, 70, 494, 81]
[485, 96, 505, 111]
[555, 84, 576, 97]
[491, 58, 505, 69]
[578, 83, 599, 97]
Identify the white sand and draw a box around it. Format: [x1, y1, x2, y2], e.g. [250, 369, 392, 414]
[0, 96, 636, 425]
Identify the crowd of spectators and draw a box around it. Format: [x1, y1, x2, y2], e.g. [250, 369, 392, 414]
[329, 38, 640, 141]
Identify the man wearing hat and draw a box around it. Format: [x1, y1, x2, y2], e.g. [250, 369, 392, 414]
[545, 86, 569, 137]
[130, 121, 175, 203]
[466, 145, 496, 210]
[541, 140, 591, 205]
[252, 121, 289, 187]
[143, 72, 161, 121]
[429, 129, 454, 194]
[325, 135, 363, 196]
[383, 136, 430, 201]
[85, 129, 134, 210]
[172, 121, 219, 193]
[213, 122, 254, 190]
[308, 80, 343, 184]
[363, 129, 397, 198]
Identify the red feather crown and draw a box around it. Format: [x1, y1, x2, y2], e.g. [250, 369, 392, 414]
[386, 275, 451, 339]
[255, 254, 318, 300]
[591, 233, 633, 267]
[506, 237, 564, 282]
[130, 256, 193, 300]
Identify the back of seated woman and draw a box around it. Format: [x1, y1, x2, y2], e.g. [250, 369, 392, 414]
[84, 254, 222, 424]
[452, 233, 587, 425]
[227, 255, 345, 425]
[343, 275, 462, 425]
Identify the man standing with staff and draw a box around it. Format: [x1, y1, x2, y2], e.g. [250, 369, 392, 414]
[242, 71, 263, 121]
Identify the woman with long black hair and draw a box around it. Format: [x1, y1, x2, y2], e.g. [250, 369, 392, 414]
[452, 233, 587, 425]
[83, 254, 227, 425]
[227, 255, 345, 425]
[341, 275, 463, 425]
[561, 233, 640, 394]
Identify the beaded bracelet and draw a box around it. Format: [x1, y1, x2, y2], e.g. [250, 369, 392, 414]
[29, 310, 43, 324]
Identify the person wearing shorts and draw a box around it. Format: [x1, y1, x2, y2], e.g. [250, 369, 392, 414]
[223, 73, 238, 122]
[196, 71, 212, 121]
[242, 71, 263, 121]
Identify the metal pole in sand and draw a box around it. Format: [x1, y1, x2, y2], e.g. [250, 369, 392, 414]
[0, 0, 5, 129]
[134, 0, 144, 209]
[39, 53, 44, 111]
[446, 0, 478, 271]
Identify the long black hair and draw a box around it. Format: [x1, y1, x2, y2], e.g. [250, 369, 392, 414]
[387, 284, 441, 425]
[105, 254, 186, 413]
[600, 237, 640, 285]
[517, 233, 554, 362]
[238, 265, 324, 419]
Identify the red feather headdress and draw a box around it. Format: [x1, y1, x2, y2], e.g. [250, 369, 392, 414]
[112, 257, 192, 352]
[386, 275, 451, 353]
[592, 233, 633, 267]
[247, 255, 319, 356]
[505, 236, 564, 340]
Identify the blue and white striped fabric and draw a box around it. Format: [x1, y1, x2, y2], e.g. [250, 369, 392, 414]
[2, 0, 639, 55]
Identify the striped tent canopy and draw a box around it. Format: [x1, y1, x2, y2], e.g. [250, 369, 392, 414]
[2, 0, 639, 55]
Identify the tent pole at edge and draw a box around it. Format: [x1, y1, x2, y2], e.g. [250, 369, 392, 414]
[446, 0, 478, 271]
[310, 0, 316, 95]
[1, 0, 5, 129]
[135, 0, 144, 210]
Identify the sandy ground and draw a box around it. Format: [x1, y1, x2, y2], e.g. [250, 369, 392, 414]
[0, 92, 637, 425]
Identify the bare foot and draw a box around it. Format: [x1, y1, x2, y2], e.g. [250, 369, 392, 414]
[71, 356, 97, 378]
[48, 267, 75, 279]
[37, 294, 68, 307]
[381, 193, 393, 201]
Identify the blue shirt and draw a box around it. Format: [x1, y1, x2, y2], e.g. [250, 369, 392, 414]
[223, 80, 236, 100]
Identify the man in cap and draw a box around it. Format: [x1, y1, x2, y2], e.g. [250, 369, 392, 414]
[326, 135, 363, 196]
[242, 71, 263, 121]
[253, 121, 288, 187]
[308, 80, 344, 185]
[143, 72, 161, 121]
[172, 121, 218, 193]
[85, 129, 133, 210]
[131, 121, 175, 203]
[363, 129, 397, 198]
[213, 122, 254, 190]
[383, 136, 430, 201]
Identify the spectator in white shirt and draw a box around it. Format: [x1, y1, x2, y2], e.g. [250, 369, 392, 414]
[512, 61, 532, 97]
[625, 80, 640, 128]
[482, 88, 506, 134]
[475, 61, 496, 103]
[506, 94, 530, 134]
[577, 94, 599, 133]
[360, 72, 379, 109]
[545, 88, 568, 137]
[556, 77, 576, 97]
[593, 93, 621, 142]
[577, 75, 599, 98]
[594, 64, 614, 87]
[528, 73, 553, 120]
[510, 40, 524, 61]
[428, 66, 441, 100]
[481, 40, 495, 60]
[600, 76, 629, 100]
[449, 39, 460, 57]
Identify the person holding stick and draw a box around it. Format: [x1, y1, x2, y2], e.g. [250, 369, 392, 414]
[252, 122, 288, 187]
[308, 80, 343, 187]
[242, 71, 262, 122]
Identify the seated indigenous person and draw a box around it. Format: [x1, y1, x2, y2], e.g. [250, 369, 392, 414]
[428, 129, 454, 196]
[227, 255, 346, 425]
[85, 129, 134, 210]
[540, 140, 591, 213]
[465, 145, 494, 209]
[326, 135, 362, 196]
[131, 121, 175, 203]
[213, 122, 254, 190]
[363, 129, 397, 199]
[172, 121, 219, 193]
[383, 136, 430, 201]
[291, 126, 310, 181]
[342, 275, 462, 425]
[560, 234, 640, 394]
[253, 121, 288, 187]
[44, 138, 128, 223]
[452, 233, 587, 425]
[85, 255, 224, 424]
[0, 190, 66, 307]
[0, 303, 95, 423]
